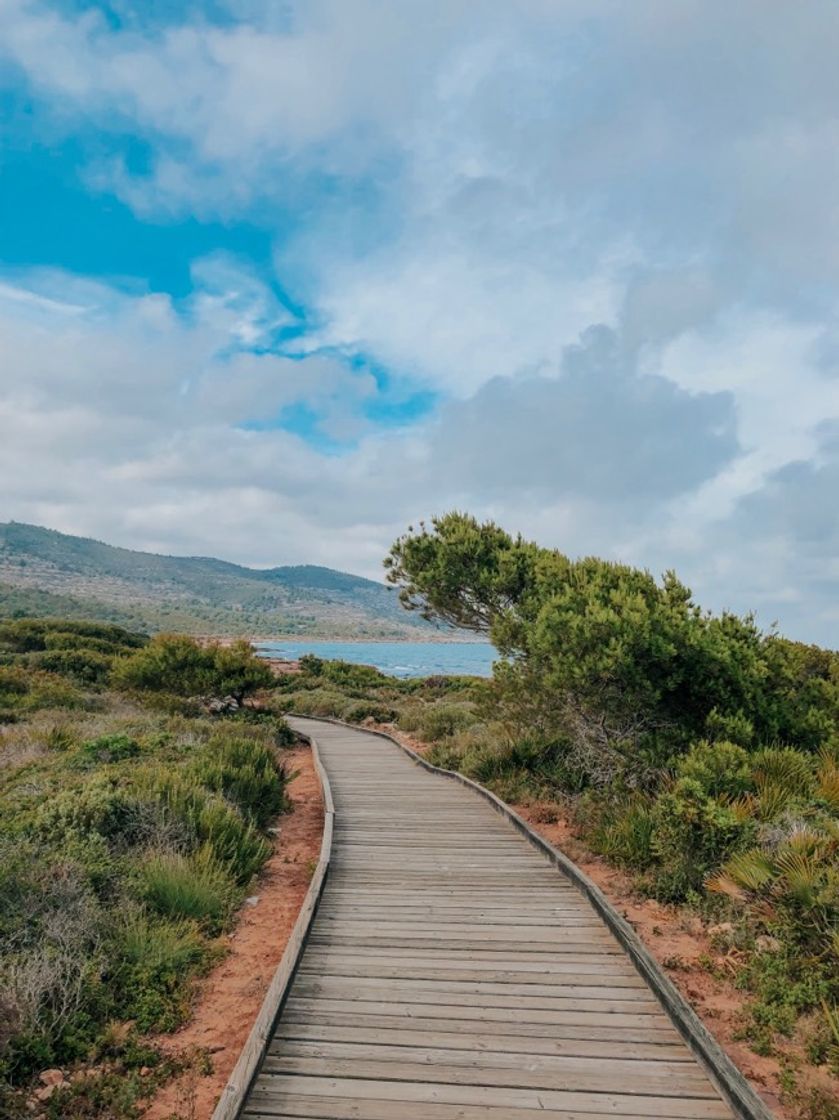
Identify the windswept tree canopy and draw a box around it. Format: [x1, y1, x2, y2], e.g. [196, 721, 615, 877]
[386, 513, 839, 754]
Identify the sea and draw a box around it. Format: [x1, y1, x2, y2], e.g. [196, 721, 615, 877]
[254, 639, 497, 679]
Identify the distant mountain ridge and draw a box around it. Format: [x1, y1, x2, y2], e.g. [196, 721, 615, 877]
[0, 521, 434, 638]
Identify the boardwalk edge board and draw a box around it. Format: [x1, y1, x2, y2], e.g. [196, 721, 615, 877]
[210, 730, 335, 1120]
[304, 714, 775, 1120]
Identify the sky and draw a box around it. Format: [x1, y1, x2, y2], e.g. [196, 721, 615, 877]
[0, 1, 837, 646]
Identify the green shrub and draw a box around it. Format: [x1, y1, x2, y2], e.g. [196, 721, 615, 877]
[404, 702, 477, 742]
[460, 735, 589, 795]
[143, 772, 269, 884]
[114, 635, 272, 702]
[343, 700, 397, 723]
[705, 708, 755, 747]
[650, 778, 756, 900]
[283, 687, 353, 719]
[110, 911, 208, 1032]
[316, 657, 388, 689]
[676, 740, 753, 799]
[0, 666, 28, 699]
[225, 708, 297, 746]
[139, 849, 235, 933]
[193, 801, 269, 883]
[44, 724, 76, 752]
[27, 649, 113, 686]
[584, 795, 656, 869]
[0, 619, 145, 656]
[35, 784, 136, 844]
[195, 736, 285, 828]
[752, 747, 814, 797]
[80, 734, 141, 764]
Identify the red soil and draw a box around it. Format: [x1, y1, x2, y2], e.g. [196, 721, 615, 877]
[142, 743, 323, 1120]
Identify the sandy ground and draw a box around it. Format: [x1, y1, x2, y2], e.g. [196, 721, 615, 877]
[379, 723, 839, 1120]
[142, 743, 323, 1120]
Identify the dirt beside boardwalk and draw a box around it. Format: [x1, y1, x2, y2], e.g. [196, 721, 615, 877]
[142, 742, 323, 1120]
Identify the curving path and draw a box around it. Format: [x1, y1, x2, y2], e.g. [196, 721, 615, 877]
[240, 717, 746, 1120]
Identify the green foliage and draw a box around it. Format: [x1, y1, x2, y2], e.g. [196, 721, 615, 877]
[139, 850, 235, 934]
[649, 778, 756, 900]
[342, 699, 398, 723]
[705, 708, 755, 746]
[138, 772, 270, 884]
[27, 648, 114, 686]
[386, 513, 839, 761]
[398, 701, 477, 742]
[676, 740, 753, 799]
[300, 655, 388, 689]
[709, 825, 839, 953]
[750, 746, 815, 798]
[114, 635, 273, 702]
[80, 734, 141, 764]
[34, 783, 137, 845]
[583, 795, 656, 869]
[195, 735, 286, 828]
[0, 664, 86, 715]
[0, 619, 146, 657]
[0, 629, 290, 1103]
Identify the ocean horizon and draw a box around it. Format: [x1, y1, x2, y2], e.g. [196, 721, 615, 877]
[254, 638, 497, 678]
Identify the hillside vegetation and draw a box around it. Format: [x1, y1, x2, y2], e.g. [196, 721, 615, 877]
[0, 620, 293, 1119]
[0, 522, 434, 638]
[269, 511, 839, 1116]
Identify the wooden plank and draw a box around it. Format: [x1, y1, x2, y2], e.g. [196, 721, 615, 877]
[292, 974, 659, 1007]
[280, 1008, 682, 1044]
[284, 996, 679, 1028]
[244, 1103, 714, 1120]
[297, 962, 646, 986]
[270, 1022, 693, 1061]
[261, 1047, 716, 1096]
[246, 1076, 732, 1117]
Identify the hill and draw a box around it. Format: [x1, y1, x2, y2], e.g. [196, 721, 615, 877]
[0, 521, 436, 637]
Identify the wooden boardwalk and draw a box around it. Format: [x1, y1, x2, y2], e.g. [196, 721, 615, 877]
[241, 717, 739, 1120]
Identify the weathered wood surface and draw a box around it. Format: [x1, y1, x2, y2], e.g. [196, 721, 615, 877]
[241, 717, 740, 1120]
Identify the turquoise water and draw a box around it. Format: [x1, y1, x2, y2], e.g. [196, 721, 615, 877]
[254, 639, 496, 678]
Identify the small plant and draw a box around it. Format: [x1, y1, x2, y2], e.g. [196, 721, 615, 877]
[676, 740, 753, 799]
[81, 733, 141, 764]
[586, 795, 655, 869]
[194, 736, 285, 828]
[111, 911, 208, 1031]
[44, 724, 76, 752]
[139, 849, 236, 934]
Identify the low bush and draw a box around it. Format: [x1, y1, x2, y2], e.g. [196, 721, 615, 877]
[650, 778, 757, 901]
[278, 687, 353, 719]
[139, 850, 235, 934]
[195, 735, 286, 828]
[27, 648, 114, 686]
[115, 635, 273, 703]
[136, 772, 270, 885]
[0, 620, 146, 657]
[0, 663, 291, 1107]
[80, 733, 141, 764]
[400, 701, 477, 742]
[676, 739, 753, 799]
[300, 655, 388, 691]
[583, 794, 656, 869]
[342, 699, 398, 723]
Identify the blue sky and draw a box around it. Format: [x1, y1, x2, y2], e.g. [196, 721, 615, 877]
[0, 1, 838, 644]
